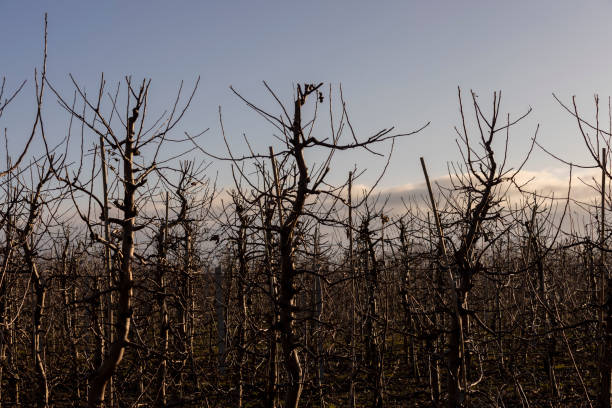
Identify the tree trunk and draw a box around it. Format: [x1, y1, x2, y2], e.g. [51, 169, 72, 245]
[263, 196, 279, 408]
[279, 229, 303, 408]
[88, 103, 139, 408]
[599, 277, 612, 408]
[155, 196, 169, 407]
[26, 244, 48, 408]
[235, 204, 248, 407]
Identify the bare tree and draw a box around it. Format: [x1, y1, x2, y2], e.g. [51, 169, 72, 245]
[45, 74, 201, 407]
[553, 93, 612, 408]
[421, 88, 535, 407]
[195, 82, 427, 408]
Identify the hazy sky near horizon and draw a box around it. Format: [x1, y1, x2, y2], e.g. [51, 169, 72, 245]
[2, 1, 612, 192]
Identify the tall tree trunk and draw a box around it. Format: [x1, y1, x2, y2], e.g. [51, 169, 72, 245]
[447, 288, 468, 408]
[361, 219, 383, 408]
[98, 135, 115, 407]
[155, 193, 169, 407]
[215, 264, 226, 378]
[0, 227, 13, 405]
[278, 228, 303, 408]
[61, 241, 81, 405]
[263, 196, 279, 408]
[88, 101, 139, 408]
[347, 171, 357, 408]
[235, 203, 248, 407]
[312, 230, 324, 408]
[26, 243, 48, 407]
[600, 277, 612, 408]
[599, 149, 611, 408]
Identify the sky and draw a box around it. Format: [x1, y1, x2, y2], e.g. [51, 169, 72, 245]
[2, 1, 612, 197]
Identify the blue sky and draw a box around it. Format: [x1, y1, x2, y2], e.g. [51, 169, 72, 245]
[2, 1, 612, 190]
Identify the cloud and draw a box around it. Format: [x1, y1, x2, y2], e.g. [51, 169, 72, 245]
[349, 167, 602, 216]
